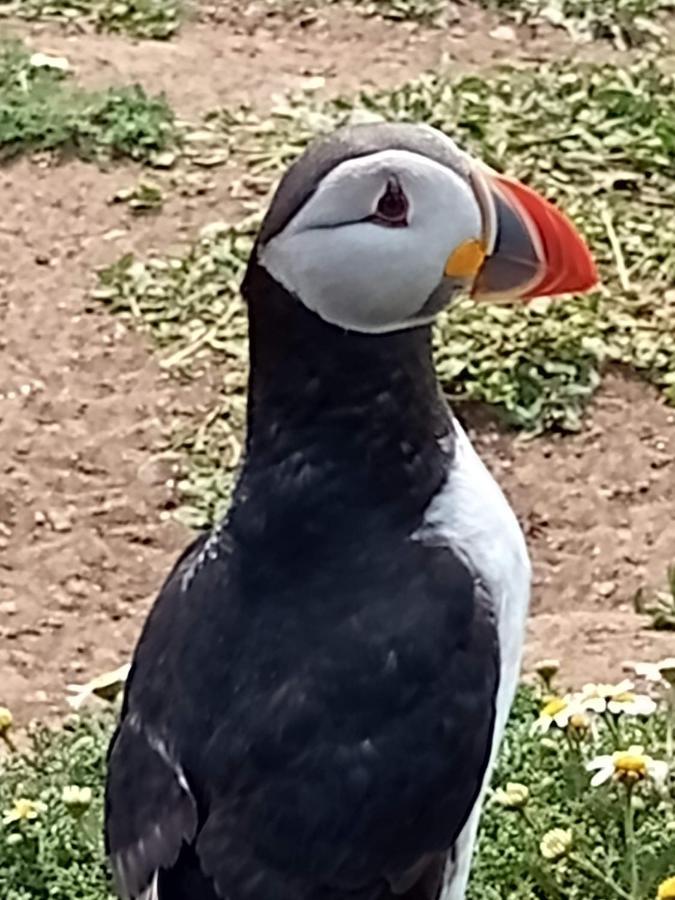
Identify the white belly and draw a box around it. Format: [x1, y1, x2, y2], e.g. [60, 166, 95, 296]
[413, 417, 531, 899]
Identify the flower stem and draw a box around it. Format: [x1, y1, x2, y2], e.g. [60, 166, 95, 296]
[517, 807, 541, 834]
[666, 688, 675, 760]
[624, 783, 638, 900]
[1, 732, 17, 753]
[604, 712, 622, 749]
[569, 853, 632, 900]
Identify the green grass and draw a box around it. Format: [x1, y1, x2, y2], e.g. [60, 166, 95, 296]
[0, 0, 183, 39]
[265, 0, 674, 41]
[2, 0, 669, 40]
[1, 684, 673, 899]
[0, 40, 178, 161]
[481, 0, 675, 48]
[95, 58, 675, 525]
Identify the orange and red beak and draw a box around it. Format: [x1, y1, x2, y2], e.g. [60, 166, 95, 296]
[447, 164, 598, 302]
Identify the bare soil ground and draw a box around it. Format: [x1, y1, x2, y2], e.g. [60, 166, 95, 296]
[1, 4, 673, 724]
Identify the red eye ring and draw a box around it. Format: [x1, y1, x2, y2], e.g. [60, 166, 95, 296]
[370, 178, 408, 227]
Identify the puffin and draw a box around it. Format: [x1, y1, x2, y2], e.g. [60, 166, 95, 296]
[105, 122, 597, 900]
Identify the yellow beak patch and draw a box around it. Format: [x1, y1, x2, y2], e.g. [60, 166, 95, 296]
[444, 239, 486, 279]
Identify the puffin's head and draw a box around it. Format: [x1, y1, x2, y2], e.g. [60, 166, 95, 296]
[253, 122, 597, 334]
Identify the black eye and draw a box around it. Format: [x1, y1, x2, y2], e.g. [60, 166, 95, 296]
[372, 178, 408, 227]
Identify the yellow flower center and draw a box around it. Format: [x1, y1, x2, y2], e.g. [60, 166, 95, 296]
[613, 692, 636, 703]
[13, 799, 39, 820]
[569, 713, 590, 731]
[540, 827, 573, 861]
[495, 782, 530, 809]
[613, 753, 648, 780]
[0, 706, 13, 732]
[542, 697, 567, 718]
[657, 876, 675, 900]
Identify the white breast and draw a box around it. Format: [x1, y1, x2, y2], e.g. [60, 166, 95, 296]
[414, 417, 531, 731]
[413, 417, 531, 900]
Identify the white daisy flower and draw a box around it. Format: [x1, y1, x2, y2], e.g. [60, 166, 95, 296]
[62, 785, 93, 817]
[586, 745, 669, 789]
[2, 798, 47, 826]
[579, 680, 657, 717]
[533, 695, 587, 733]
[624, 658, 675, 688]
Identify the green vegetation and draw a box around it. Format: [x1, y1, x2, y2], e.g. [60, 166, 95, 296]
[481, 0, 675, 47]
[2, 674, 674, 900]
[275, 0, 674, 41]
[470, 677, 675, 900]
[0, 711, 115, 900]
[349, 0, 448, 24]
[634, 565, 675, 631]
[0, 40, 177, 161]
[96, 59, 675, 524]
[2, 0, 669, 40]
[0, 0, 183, 39]
[112, 177, 165, 212]
[94, 222, 252, 526]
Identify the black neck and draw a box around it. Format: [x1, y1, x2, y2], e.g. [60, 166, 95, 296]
[229, 261, 452, 552]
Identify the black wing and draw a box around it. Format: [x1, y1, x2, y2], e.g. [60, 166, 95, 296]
[106, 716, 198, 898]
[105, 533, 211, 899]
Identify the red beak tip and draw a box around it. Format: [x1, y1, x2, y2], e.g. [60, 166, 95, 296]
[496, 174, 599, 300]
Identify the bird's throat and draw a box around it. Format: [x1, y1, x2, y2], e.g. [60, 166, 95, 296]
[231, 261, 452, 550]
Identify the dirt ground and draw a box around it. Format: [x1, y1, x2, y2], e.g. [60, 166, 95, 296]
[1, 3, 674, 725]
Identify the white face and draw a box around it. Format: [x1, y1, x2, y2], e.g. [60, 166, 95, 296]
[258, 148, 484, 334]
